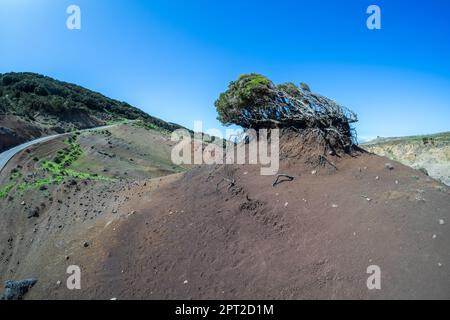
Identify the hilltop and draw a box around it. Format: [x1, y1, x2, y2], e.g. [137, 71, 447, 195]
[0, 72, 185, 152]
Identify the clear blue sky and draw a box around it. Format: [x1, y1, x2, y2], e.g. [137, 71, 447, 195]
[1, 0, 449, 142]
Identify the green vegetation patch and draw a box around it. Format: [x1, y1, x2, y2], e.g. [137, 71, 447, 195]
[40, 135, 113, 182]
[0, 135, 114, 200]
[132, 120, 172, 135]
[0, 183, 15, 199]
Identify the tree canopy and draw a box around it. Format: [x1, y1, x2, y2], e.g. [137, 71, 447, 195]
[215, 73, 358, 148]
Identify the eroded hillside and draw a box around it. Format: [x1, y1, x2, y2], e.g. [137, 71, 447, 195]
[362, 132, 450, 186]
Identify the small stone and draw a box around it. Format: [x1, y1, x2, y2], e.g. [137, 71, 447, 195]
[111, 297, 117, 300]
[331, 204, 339, 208]
[83, 242, 89, 248]
[395, 180, 399, 185]
[20, 201, 26, 206]
[385, 163, 394, 170]
[432, 234, 437, 239]
[284, 202, 289, 207]
[183, 280, 188, 284]
[27, 207, 40, 219]
[311, 170, 317, 175]
[438, 263, 442, 267]
[439, 219, 445, 225]
[56, 280, 61, 286]
[375, 176, 380, 180]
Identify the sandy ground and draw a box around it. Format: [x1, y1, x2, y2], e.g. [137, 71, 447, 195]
[1, 131, 449, 300]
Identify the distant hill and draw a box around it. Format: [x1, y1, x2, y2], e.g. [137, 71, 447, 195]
[0, 72, 186, 152]
[363, 132, 450, 146]
[362, 132, 450, 186]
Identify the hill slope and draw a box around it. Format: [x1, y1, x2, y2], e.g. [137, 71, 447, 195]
[1, 134, 449, 299]
[362, 132, 450, 186]
[0, 72, 185, 152]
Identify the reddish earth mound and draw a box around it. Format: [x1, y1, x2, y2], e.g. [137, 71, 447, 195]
[32, 141, 449, 299]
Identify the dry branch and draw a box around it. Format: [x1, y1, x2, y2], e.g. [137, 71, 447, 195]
[272, 174, 295, 187]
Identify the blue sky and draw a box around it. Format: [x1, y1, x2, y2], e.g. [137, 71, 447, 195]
[0, 0, 449, 142]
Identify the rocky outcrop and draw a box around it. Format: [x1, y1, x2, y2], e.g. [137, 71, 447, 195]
[363, 133, 450, 186]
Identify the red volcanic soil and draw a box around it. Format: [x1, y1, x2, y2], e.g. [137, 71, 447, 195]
[27, 150, 450, 300]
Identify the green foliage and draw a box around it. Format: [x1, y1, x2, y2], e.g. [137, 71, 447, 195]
[132, 120, 172, 135]
[277, 82, 302, 98]
[215, 73, 277, 128]
[0, 72, 186, 133]
[300, 82, 311, 92]
[0, 183, 14, 199]
[41, 136, 111, 182]
[17, 176, 64, 192]
[0, 168, 22, 198]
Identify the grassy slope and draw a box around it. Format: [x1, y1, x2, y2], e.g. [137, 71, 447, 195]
[0, 122, 187, 200]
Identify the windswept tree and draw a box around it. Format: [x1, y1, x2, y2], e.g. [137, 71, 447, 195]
[215, 73, 358, 152]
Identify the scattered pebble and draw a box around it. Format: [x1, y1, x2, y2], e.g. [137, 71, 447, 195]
[439, 219, 445, 225]
[83, 242, 89, 248]
[375, 176, 380, 180]
[56, 280, 61, 286]
[432, 234, 437, 239]
[311, 170, 317, 175]
[331, 204, 339, 208]
[111, 297, 117, 300]
[384, 163, 394, 170]
[284, 202, 289, 207]
[183, 280, 188, 284]
[438, 263, 442, 268]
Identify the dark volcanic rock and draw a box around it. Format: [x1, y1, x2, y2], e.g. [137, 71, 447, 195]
[1, 279, 37, 300]
[27, 207, 40, 219]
